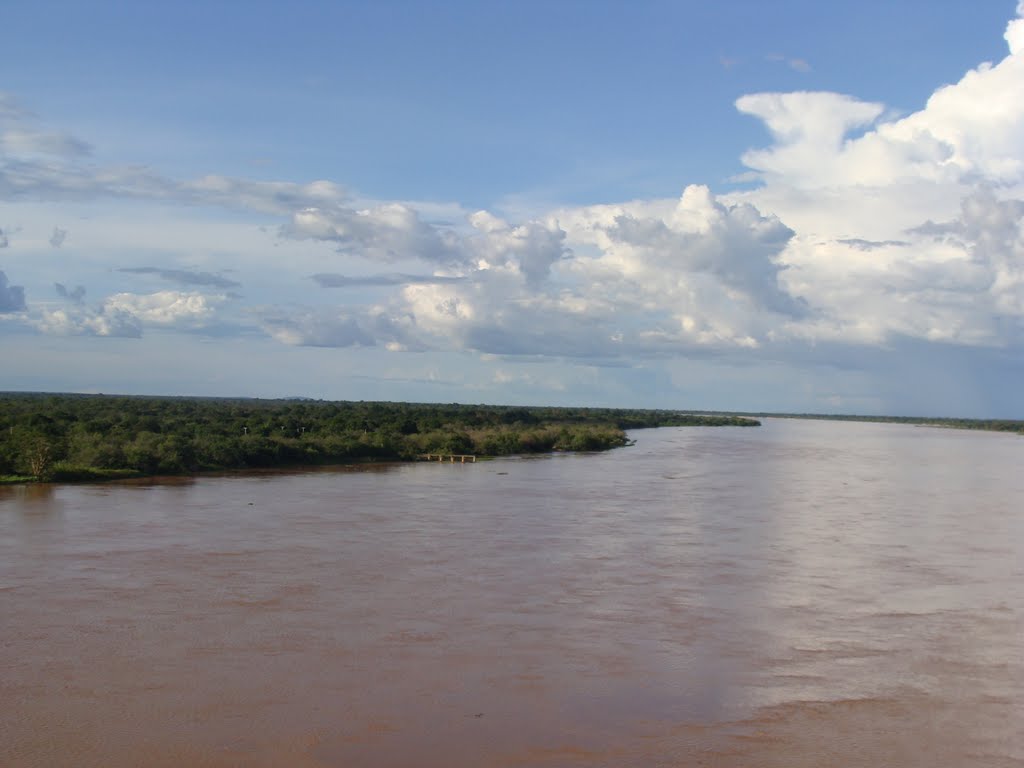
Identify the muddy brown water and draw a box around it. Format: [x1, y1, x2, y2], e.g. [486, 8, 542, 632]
[2, 419, 1022, 767]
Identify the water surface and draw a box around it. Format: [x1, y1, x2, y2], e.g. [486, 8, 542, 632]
[2, 419, 1022, 766]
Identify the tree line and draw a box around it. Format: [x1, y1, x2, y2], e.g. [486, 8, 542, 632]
[748, 412, 1024, 433]
[0, 393, 759, 482]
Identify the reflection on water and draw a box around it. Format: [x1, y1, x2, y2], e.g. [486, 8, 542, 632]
[1, 481, 58, 506]
[1, 420, 1022, 767]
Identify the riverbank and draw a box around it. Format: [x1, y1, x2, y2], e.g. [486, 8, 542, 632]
[0, 393, 759, 483]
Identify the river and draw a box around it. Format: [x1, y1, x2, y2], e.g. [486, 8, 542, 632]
[1, 419, 1022, 767]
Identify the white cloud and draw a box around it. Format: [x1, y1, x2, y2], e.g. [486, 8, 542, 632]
[466, 211, 568, 285]
[602, 185, 799, 316]
[102, 291, 226, 327]
[736, 92, 887, 187]
[725, 8, 1024, 356]
[387, 185, 795, 359]
[33, 290, 226, 337]
[1009, 3, 1024, 55]
[34, 306, 141, 338]
[738, 19, 1024, 191]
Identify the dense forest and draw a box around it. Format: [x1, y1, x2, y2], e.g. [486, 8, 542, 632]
[0, 393, 758, 482]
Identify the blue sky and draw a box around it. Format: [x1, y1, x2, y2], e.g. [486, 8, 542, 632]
[2, 1, 1024, 416]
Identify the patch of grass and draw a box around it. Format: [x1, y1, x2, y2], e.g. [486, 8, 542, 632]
[0, 474, 36, 485]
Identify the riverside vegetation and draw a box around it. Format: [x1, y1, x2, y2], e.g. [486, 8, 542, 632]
[0, 393, 759, 483]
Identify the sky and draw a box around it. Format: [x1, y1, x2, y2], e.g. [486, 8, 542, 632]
[2, 0, 1023, 417]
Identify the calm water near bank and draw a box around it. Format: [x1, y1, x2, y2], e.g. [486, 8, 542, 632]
[2, 419, 1022, 766]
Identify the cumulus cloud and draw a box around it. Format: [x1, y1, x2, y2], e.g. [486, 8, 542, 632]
[0, 270, 27, 312]
[284, 202, 571, 289]
[604, 185, 800, 316]
[939, 189, 1024, 325]
[738, 19, 1024, 192]
[34, 305, 142, 338]
[466, 212, 569, 286]
[103, 291, 226, 327]
[117, 266, 240, 289]
[736, 92, 887, 187]
[756, 184, 1024, 349]
[378, 185, 799, 359]
[263, 166, 1013, 362]
[34, 290, 226, 338]
[723, 6, 1024, 357]
[397, 276, 637, 359]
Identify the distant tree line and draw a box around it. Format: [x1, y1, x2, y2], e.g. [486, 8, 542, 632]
[0, 393, 759, 482]
[745, 412, 1024, 433]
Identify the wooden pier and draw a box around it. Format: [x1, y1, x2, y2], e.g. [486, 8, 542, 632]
[418, 453, 477, 463]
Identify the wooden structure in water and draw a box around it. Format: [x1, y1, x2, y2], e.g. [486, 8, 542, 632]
[418, 453, 477, 463]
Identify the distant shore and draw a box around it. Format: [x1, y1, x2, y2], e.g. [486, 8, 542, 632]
[749, 412, 1024, 434]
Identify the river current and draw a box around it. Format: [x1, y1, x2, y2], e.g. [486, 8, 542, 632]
[2, 419, 1022, 766]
